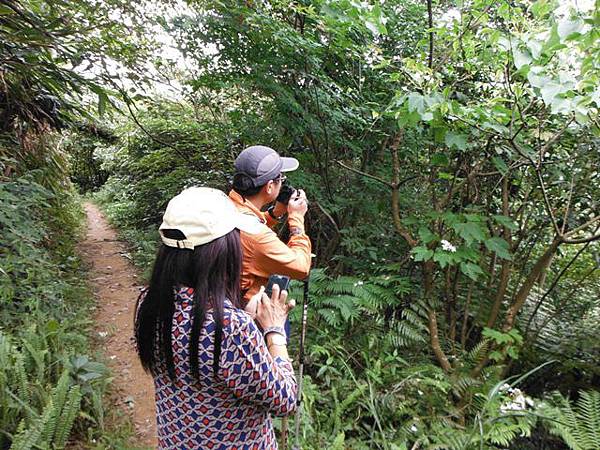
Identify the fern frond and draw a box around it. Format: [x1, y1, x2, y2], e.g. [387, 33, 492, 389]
[53, 385, 82, 449]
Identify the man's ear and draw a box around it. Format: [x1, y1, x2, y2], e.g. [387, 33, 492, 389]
[264, 180, 274, 195]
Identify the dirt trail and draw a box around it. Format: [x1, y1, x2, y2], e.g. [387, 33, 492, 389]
[79, 202, 156, 448]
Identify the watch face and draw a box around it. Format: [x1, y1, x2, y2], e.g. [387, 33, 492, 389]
[268, 333, 287, 346]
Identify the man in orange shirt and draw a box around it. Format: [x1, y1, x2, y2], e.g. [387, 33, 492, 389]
[229, 145, 312, 304]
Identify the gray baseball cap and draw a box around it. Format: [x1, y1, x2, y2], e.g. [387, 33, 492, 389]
[234, 145, 299, 187]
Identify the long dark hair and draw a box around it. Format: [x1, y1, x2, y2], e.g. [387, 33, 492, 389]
[135, 229, 242, 381]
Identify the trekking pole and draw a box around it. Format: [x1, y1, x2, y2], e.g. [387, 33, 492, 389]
[292, 274, 310, 450]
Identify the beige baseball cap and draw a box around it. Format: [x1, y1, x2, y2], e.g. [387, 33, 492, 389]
[159, 187, 263, 249]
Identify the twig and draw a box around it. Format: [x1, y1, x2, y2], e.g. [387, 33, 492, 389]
[561, 175, 576, 234]
[334, 160, 392, 188]
[312, 201, 340, 234]
[564, 215, 600, 238]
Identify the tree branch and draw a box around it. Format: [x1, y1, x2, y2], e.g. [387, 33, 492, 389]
[564, 215, 600, 238]
[561, 174, 576, 234]
[334, 160, 393, 188]
[390, 134, 418, 247]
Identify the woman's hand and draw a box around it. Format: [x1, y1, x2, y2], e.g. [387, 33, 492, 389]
[244, 290, 260, 320]
[254, 284, 294, 330]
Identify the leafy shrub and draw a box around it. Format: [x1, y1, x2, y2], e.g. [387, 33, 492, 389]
[0, 171, 112, 448]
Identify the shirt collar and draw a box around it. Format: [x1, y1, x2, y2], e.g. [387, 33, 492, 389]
[228, 190, 267, 224]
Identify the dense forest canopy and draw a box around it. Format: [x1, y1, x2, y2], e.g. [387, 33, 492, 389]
[1, 0, 599, 448]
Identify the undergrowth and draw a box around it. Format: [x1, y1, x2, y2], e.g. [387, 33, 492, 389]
[0, 167, 137, 449]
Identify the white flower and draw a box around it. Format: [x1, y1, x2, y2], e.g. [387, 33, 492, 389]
[98, 331, 108, 338]
[410, 425, 418, 433]
[500, 387, 535, 413]
[441, 240, 457, 252]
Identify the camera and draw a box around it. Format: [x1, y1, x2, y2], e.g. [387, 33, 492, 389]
[276, 183, 296, 205]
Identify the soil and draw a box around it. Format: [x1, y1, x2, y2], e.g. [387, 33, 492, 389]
[79, 202, 156, 448]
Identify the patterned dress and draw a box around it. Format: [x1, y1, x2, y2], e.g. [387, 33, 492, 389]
[153, 287, 297, 449]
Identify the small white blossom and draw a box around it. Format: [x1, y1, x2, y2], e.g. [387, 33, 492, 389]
[410, 425, 418, 433]
[499, 387, 534, 413]
[441, 240, 457, 252]
[98, 331, 108, 338]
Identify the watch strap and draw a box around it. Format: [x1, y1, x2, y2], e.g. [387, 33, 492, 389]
[263, 325, 286, 337]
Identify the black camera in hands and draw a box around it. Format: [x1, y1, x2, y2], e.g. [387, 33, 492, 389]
[276, 183, 296, 205]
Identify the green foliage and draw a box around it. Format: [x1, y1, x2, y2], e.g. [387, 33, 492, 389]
[541, 390, 600, 450]
[10, 370, 82, 450]
[0, 172, 113, 448]
[94, 102, 234, 227]
[83, 0, 600, 447]
[0, 0, 160, 137]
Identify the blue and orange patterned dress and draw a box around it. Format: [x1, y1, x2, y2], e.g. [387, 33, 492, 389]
[152, 287, 297, 449]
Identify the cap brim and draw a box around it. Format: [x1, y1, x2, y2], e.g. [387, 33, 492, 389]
[280, 157, 299, 172]
[235, 212, 264, 234]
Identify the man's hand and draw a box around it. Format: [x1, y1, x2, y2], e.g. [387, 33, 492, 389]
[287, 189, 308, 216]
[272, 201, 287, 218]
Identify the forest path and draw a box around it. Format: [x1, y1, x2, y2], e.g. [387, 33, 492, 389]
[79, 202, 156, 448]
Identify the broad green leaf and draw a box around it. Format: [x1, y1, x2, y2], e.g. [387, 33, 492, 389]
[433, 251, 455, 268]
[485, 237, 512, 260]
[46, 319, 59, 333]
[421, 111, 434, 121]
[482, 327, 513, 344]
[489, 350, 504, 361]
[513, 48, 532, 69]
[407, 92, 425, 115]
[557, 18, 584, 41]
[452, 222, 486, 245]
[527, 70, 548, 88]
[492, 156, 508, 175]
[492, 215, 518, 231]
[445, 132, 467, 150]
[411, 246, 434, 262]
[540, 82, 566, 105]
[460, 262, 484, 280]
[418, 227, 437, 244]
[530, 0, 551, 19]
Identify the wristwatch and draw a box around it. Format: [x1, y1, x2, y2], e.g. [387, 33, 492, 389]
[266, 332, 287, 347]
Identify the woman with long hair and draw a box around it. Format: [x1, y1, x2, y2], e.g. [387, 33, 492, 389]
[135, 187, 297, 449]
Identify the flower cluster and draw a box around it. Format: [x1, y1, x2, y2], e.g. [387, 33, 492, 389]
[499, 384, 535, 413]
[440, 240, 457, 252]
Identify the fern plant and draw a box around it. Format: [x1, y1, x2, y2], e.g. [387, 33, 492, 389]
[540, 390, 600, 450]
[10, 370, 83, 450]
